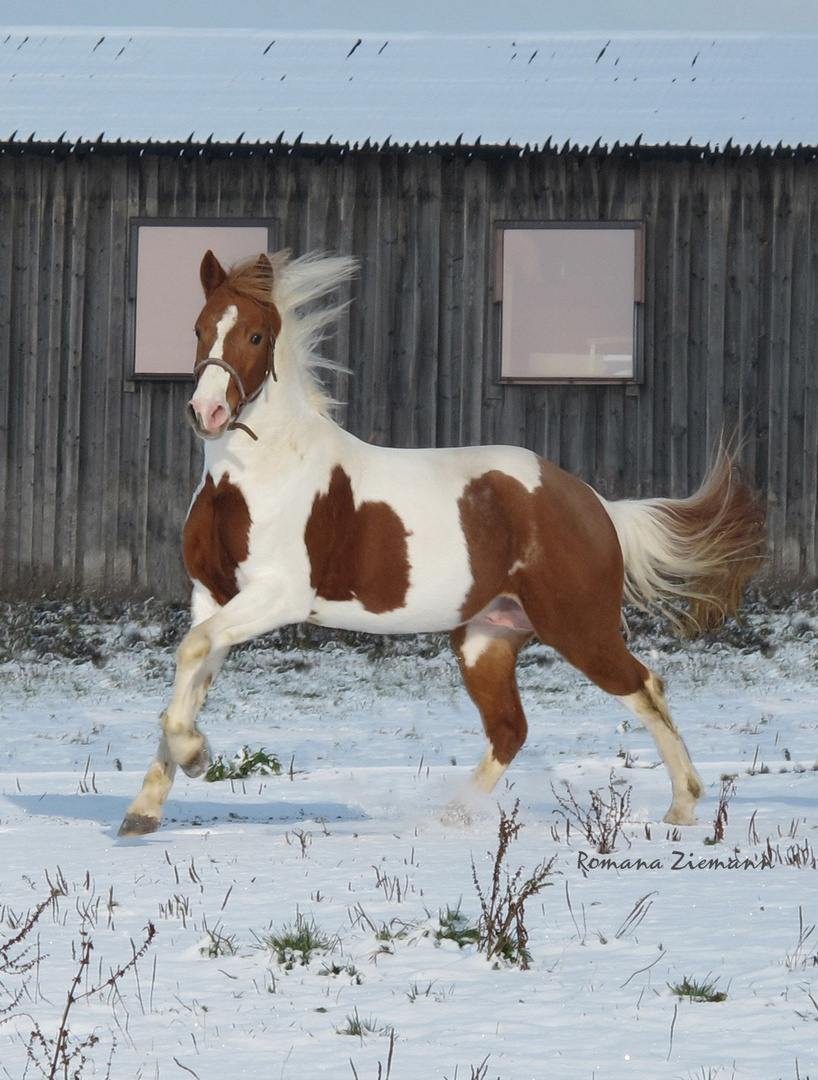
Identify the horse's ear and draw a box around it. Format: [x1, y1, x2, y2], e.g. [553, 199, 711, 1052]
[200, 250, 227, 297]
[254, 253, 274, 294]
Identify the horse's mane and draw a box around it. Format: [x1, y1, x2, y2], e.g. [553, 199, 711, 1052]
[224, 258, 279, 308]
[228, 250, 357, 415]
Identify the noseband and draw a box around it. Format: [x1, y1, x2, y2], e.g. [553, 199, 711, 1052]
[192, 339, 277, 441]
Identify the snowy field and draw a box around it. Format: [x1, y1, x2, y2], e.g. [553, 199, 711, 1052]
[1, 596, 817, 1080]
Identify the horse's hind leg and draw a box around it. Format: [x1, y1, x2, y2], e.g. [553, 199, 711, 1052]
[451, 616, 533, 795]
[617, 669, 705, 826]
[519, 567, 704, 825]
[566, 634, 704, 824]
[540, 623, 703, 825]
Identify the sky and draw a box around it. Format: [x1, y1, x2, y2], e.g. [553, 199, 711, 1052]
[2, 0, 818, 32]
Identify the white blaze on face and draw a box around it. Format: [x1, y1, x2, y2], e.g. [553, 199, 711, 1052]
[189, 305, 239, 435]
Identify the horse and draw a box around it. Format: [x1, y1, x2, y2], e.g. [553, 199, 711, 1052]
[118, 249, 766, 837]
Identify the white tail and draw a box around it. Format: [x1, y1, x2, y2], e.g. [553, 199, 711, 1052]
[602, 447, 766, 634]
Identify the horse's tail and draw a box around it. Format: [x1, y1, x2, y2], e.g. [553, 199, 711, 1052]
[600, 446, 767, 636]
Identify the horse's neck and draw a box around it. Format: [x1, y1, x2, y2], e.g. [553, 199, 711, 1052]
[201, 388, 342, 479]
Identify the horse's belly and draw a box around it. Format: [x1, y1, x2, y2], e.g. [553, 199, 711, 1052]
[308, 565, 470, 634]
[309, 526, 473, 632]
[308, 597, 463, 634]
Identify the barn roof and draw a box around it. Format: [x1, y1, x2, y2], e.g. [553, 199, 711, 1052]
[2, 28, 817, 153]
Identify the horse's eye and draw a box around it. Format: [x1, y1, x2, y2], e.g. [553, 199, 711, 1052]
[194, 328, 201, 339]
[250, 333, 263, 346]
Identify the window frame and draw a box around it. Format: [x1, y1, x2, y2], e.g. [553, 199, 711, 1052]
[127, 218, 278, 381]
[494, 220, 646, 386]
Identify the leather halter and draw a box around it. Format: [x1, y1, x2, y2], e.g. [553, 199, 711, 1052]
[192, 339, 277, 441]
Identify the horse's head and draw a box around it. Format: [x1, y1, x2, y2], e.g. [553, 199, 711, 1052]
[187, 251, 282, 440]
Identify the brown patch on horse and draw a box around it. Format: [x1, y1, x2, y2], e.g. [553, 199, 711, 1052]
[304, 466, 411, 614]
[183, 474, 252, 605]
[458, 462, 645, 698]
[458, 462, 620, 621]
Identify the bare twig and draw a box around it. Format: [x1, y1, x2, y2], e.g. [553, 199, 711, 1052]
[552, 774, 632, 854]
[707, 775, 737, 844]
[667, 1000, 678, 1061]
[471, 800, 555, 968]
[173, 1059, 202, 1079]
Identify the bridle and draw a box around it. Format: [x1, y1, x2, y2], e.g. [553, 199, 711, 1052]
[191, 337, 277, 441]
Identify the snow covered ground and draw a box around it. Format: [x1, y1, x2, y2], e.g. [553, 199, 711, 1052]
[1, 597, 817, 1080]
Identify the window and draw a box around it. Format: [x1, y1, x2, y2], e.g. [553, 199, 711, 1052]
[129, 219, 277, 378]
[495, 222, 644, 384]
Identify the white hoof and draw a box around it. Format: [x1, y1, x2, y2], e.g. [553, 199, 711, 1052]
[662, 806, 698, 826]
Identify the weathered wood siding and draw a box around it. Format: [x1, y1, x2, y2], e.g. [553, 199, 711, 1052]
[0, 145, 815, 599]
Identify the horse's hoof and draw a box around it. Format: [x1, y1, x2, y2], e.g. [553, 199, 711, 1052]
[180, 746, 211, 778]
[118, 813, 161, 837]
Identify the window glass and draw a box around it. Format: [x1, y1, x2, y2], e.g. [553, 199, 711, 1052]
[497, 224, 644, 383]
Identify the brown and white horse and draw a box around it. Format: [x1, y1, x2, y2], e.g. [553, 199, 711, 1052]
[118, 249, 766, 837]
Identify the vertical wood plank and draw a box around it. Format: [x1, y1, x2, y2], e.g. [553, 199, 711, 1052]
[0, 157, 16, 589]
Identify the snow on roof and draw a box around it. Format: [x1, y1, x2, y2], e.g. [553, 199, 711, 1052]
[2, 28, 817, 151]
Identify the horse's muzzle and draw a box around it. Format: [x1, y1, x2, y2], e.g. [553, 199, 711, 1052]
[186, 402, 227, 440]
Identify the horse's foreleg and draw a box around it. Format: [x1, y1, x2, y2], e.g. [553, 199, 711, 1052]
[618, 670, 705, 825]
[161, 630, 228, 777]
[161, 586, 231, 775]
[162, 584, 306, 771]
[117, 640, 228, 837]
[118, 734, 177, 836]
[119, 583, 308, 837]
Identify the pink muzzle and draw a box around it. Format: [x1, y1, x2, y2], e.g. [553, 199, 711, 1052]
[187, 354, 275, 441]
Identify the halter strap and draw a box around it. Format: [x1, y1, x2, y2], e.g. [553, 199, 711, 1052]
[193, 339, 277, 440]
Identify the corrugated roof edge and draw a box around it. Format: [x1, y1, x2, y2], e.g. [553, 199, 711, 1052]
[2, 134, 818, 161]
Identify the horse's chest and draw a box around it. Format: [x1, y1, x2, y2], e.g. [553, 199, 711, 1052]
[183, 473, 252, 605]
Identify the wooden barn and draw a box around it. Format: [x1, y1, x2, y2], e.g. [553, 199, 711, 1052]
[1, 29, 818, 599]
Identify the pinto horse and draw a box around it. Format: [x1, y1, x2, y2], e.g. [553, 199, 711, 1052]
[118, 249, 765, 837]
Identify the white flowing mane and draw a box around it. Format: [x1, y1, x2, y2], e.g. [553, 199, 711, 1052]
[266, 250, 357, 415]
